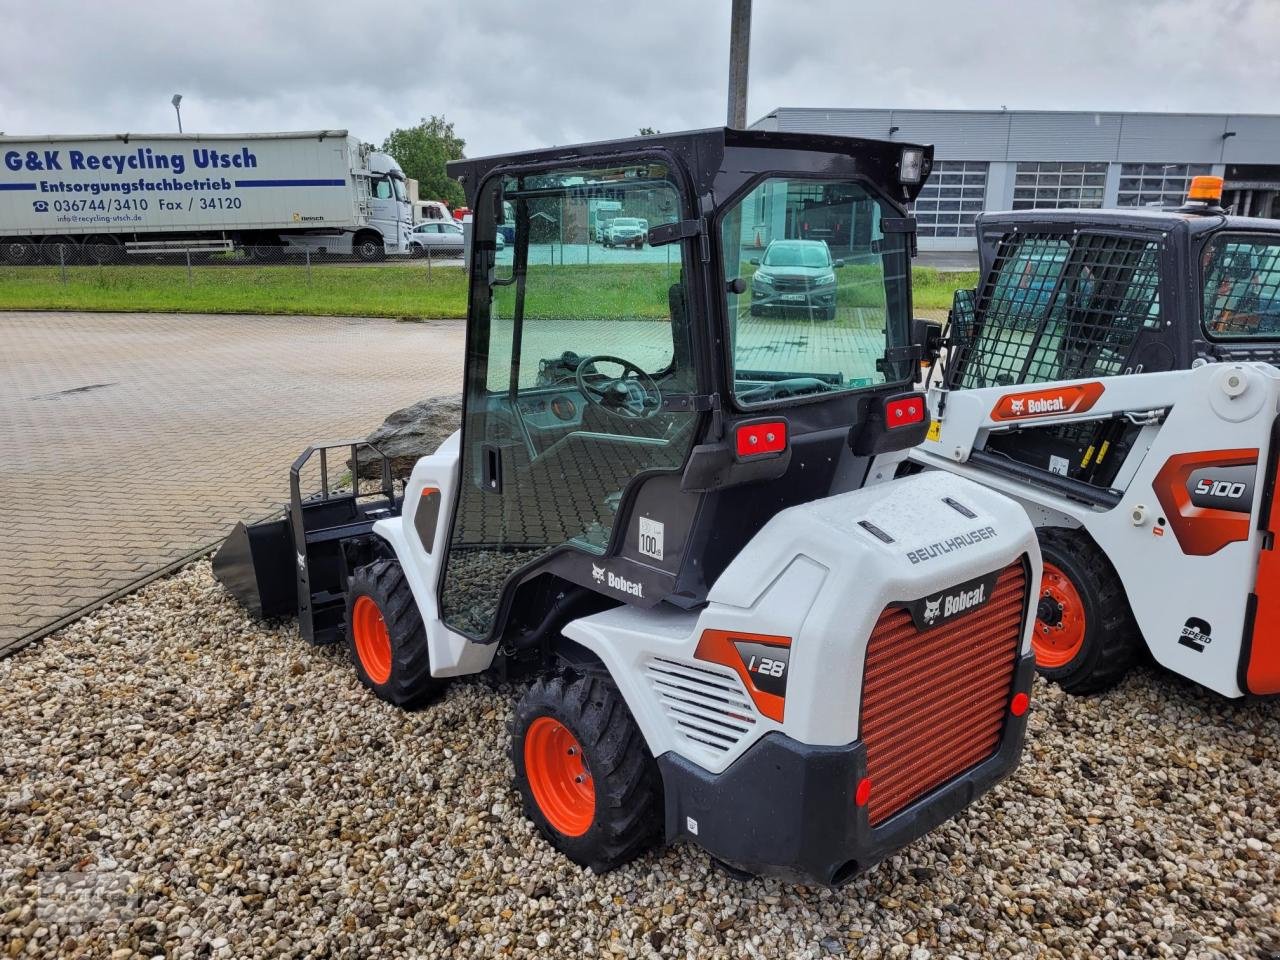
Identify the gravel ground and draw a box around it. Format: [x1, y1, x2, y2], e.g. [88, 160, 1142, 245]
[2, 561, 1278, 960]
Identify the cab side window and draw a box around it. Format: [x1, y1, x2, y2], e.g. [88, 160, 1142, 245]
[1203, 236, 1280, 337]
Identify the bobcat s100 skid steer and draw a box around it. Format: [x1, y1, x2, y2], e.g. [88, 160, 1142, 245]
[213, 128, 1040, 885]
[878, 175, 1280, 698]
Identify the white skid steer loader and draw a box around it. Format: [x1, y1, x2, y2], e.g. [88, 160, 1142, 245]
[213, 128, 1041, 885]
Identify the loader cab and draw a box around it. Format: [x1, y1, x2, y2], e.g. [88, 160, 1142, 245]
[442, 129, 934, 642]
[940, 195, 1280, 493]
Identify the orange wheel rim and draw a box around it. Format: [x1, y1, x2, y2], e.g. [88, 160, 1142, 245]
[1034, 562, 1087, 669]
[352, 595, 392, 684]
[524, 716, 595, 837]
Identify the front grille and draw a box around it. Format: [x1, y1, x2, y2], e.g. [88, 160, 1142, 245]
[860, 562, 1027, 826]
[772, 277, 811, 291]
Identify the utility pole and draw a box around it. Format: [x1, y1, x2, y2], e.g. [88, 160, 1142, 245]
[726, 0, 752, 128]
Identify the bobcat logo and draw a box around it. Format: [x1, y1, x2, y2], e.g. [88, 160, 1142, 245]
[922, 596, 942, 625]
[1009, 398, 1025, 414]
[591, 563, 606, 583]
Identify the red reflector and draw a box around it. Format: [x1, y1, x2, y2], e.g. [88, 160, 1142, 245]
[885, 396, 925, 428]
[1010, 692, 1030, 717]
[735, 420, 787, 459]
[855, 778, 873, 807]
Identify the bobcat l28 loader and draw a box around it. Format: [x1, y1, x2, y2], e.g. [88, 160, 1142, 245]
[213, 128, 1040, 885]
[877, 175, 1280, 699]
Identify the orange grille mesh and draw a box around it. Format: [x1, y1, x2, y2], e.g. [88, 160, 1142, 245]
[860, 562, 1026, 826]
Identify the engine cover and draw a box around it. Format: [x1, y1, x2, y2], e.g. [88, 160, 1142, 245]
[563, 470, 1039, 772]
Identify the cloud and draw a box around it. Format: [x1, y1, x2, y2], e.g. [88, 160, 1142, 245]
[1, 0, 1277, 159]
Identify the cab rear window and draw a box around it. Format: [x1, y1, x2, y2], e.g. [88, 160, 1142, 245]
[1202, 235, 1280, 338]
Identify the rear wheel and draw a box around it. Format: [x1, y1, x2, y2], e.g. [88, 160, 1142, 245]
[82, 235, 123, 264]
[39, 236, 80, 264]
[1033, 528, 1139, 694]
[345, 559, 444, 707]
[3, 237, 37, 264]
[512, 673, 662, 873]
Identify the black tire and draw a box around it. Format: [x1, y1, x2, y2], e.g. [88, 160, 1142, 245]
[82, 235, 124, 264]
[354, 232, 385, 262]
[512, 673, 663, 873]
[39, 236, 80, 264]
[3, 237, 37, 265]
[345, 559, 444, 708]
[823, 304, 837, 322]
[1034, 527, 1139, 694]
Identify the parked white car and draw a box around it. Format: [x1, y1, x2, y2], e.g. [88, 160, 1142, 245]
[408, 220, 465, 256]
[602, 217, 648, 249]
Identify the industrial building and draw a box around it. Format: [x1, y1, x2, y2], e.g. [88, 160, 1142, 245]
[753, 108, 1280, 251]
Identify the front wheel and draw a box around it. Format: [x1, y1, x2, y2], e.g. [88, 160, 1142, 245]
[345, 559, 444, 707]
[1033, 528, 1139, 694]
[354, 233, 385, 262]
[512, 673, 662, 873]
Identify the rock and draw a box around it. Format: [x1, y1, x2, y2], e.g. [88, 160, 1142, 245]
[358, 394, 462, 479]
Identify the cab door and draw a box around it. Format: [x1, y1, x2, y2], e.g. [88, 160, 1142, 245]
[438, 160, 699, 641]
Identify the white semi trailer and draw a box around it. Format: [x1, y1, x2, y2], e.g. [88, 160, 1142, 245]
[0, 130, 412, 262]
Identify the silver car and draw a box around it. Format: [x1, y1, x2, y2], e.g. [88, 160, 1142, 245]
[409, 220, 465, 256]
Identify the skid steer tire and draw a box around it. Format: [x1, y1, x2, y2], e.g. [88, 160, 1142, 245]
[512, 673, 662, 874]
[345, 560, 444, 708]
[1033, 527, 1139, 695]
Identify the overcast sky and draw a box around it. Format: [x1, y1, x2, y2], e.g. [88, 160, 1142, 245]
[2, 0, 1278, 158]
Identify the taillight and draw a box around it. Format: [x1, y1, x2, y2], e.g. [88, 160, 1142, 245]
[735, 419, 787, 460]
[855, 777, 873, 807]
[1010, 692, 1030, 717]
[885, 394, 926, 428]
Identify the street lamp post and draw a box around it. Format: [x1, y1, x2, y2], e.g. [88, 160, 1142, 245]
[171, 94, 183, 133]
[726, 0, 752, 128]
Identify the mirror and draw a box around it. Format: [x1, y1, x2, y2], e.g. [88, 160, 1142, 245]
[834, 259, 846, 268]
[749, 257, 761, 266]
[911, 318, 943, 359]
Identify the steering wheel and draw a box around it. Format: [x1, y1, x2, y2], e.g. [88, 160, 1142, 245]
[574, 355, 662, 421]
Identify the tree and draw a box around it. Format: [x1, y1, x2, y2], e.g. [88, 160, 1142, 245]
[381, 116, 466, 208]
[638, 127, 660, 136]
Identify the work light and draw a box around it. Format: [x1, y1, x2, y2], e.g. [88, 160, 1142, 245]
[899, 147, 925, 184]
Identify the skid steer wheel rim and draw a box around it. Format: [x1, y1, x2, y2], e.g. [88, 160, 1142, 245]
[1034, 562, 1087, 669]
[524, 717, 595, 837]
[352, 595, 393, 684]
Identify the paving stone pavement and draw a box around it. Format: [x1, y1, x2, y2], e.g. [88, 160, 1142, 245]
[0, 311, 465, 655]
[2, 307, 890, 656]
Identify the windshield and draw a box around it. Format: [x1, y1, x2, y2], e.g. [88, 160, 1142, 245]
[614, 218, 644, 228]
[763, 242, 831, 267]
[720, 177, 912, 406]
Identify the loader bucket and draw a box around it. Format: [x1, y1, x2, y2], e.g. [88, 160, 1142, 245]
[211, 517, 298, 619]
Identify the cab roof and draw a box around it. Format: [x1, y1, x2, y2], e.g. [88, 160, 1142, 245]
[977, 206, 1280, 238]
[447, 127, 934, 208]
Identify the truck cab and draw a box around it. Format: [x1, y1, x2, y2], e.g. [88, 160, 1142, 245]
[364, 151, 413, 256]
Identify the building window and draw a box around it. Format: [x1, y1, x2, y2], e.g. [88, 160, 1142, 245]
[910, 161, 988, 238]
[1012, 162, 1107, 210]
[1117, 163, 1213, 208]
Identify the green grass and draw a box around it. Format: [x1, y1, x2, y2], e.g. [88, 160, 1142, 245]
[0, 263, 471, 319]
[0, 262, 976, 320]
